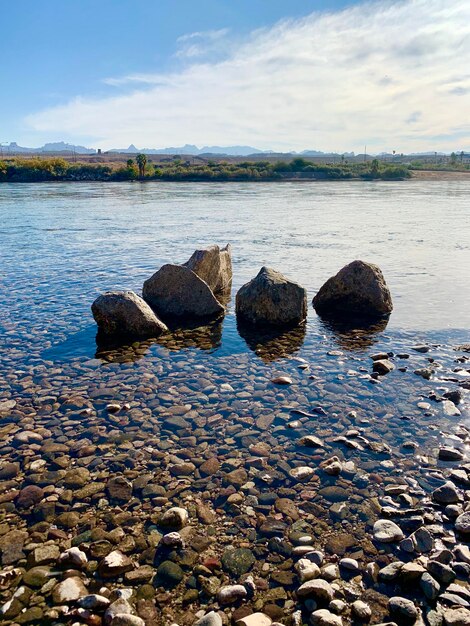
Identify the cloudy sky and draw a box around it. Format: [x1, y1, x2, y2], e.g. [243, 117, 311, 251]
[2, 0, 469, 152]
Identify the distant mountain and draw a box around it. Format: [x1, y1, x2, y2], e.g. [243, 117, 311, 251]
[108, 144, 265, 156]
[2, 141, 96, 154]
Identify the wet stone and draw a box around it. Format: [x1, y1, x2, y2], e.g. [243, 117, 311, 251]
[222, 548, 255, 577]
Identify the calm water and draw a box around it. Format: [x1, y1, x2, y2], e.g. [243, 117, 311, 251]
[0, 180, 469, 362]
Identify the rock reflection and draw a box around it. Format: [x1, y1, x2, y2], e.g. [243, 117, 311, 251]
[95, 318, 224, 362]
[237, 321, 306, 362]
[318, 314, 390, 351]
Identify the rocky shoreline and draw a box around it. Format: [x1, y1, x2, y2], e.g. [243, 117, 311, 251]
[0, 329, 468, 626]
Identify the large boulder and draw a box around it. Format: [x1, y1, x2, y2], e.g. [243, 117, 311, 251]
[143, 264, 225, 321]
[312, 260, 393, 318]
[91, 291, 168, 338]
[184, 244, 232, 295]
[236, 267, 307, 327]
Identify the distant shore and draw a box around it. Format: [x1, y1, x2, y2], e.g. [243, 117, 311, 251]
[411, 169, 470, 180]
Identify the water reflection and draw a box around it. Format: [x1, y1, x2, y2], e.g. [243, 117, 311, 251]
[318, 314, 390, 351]
[95, 318, 224, 362]
[237, 321, 306, 362]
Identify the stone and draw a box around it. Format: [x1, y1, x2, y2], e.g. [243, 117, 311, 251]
[432, 482, 460, 504]
[111, 616, 146, 626]
[104, 599, 135, 626]
[199, 457, 220, 476]
[373, 519, 404, 543]
[444, 609, 470, 626]
[58, 547, 88, 568]
[183, 244, 232, 294]
[222, 548, 255, 577]
[107, 476, 133, 502]
[296, 559, 321, 583]
[420, 573, 440, 601]
[217, 584, 247, 605]
[98, 550, 134, 578]
[300, 435, 324, 448]
[16, 485, 44, 509]
[236, 266, 307, 327]
[63, 467, 91, 488]
[388, 597, 418, 623]
[439, 447, 464, 461]
[411, 528, 434, 553]
[235, 613, 272, 626]
[91, 290, 167, 338]
[290, 466, 316, 481]
[373, 359, 395, 375]
[31, 544, 60, 565]
[158, 507, 189, 529]
[310, 609, 343, 626]
[157, 560, 184, 587]
[455, 512, 470, 535]
[351, 601, 372, 621]
[297, 579, 334, 603]
[143, 264, 224, 320]
[78, 595, 111, 610]
[22, 566, 51, 588]
[312, 260, 393, 317]
[52, 576, 88, 603]
[442, 400, 461, 416]
[195, 612, 223, 626]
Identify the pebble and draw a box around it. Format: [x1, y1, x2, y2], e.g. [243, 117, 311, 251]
[373, 519, 405, 543]
[310, 609, 342, 626]
[217, 585, 247, 605]
[158, 507, 189, 529]
[52, 576, 88, 603]
[195, 612, 223, 626]
[388, 597, 418, 622]
[235, 613, 272, 626]
[351, 601, 372, 621]
[297, 579, 334, 603]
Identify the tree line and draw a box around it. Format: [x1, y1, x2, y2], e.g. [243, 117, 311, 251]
[0, 155, 411, 183]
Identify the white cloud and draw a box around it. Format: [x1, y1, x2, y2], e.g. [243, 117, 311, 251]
[26, 0, 470, 152]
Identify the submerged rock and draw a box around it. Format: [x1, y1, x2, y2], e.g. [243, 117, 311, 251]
[92, 290, 167, 338]
[183, 244, 232, 294]
[143, 264, 224, 321]
[312, 260, 393, 318]
[236, 266, 307, 327]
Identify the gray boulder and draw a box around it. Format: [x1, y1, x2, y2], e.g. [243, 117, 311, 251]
[312, 260, 393, 317]
[143, 264, 224, 321]
[184, 244, 232, 295]
[91, 290, 168, 338]
[236, 266, 307, 327]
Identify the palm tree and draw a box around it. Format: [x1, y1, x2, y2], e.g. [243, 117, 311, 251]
[136, 153, 147, 178]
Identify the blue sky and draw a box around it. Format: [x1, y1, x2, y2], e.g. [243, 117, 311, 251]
[2, 0, 469, 152]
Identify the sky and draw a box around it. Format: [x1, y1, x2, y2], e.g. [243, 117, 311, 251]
[1, 0, 469, 153]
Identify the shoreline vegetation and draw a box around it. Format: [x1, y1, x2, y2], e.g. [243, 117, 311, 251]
[0, 156, 414, 183]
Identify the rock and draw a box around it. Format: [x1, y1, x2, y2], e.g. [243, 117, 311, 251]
[158, 507, 189, 529]
[162, 532, 184, 548]
[58, 547, 88, 568]
[16, 485, 44, 509]
[143, 264, 224, 320]
[0, 462, 19, 479]
[388, 597, 418, 623]
[420, 573, 440, 600]
[444, 609, 470, 626]
[300, 435, 324, 448]
[320, 457, 342, 476]
[78, 595, 111, 610]
[91, 290, 167, 338]
[217, 584, 247, 605]
[22, 566, 51, 588]
[199, 457, 220, 476]
[373, 519, 404, 543]
[104, 599, 135, 626]
[310, 609, 343, 626]
[52, 576, 88, 603]
[411, 528, 434, 553]
[271, 376, 293, 385]
[373, 359, 395, 375]
[339, 558, 359, 572]
[236, 266, 307, 327]
[111, 616, 146, 626]
[455, 512, 470, 535]
[351, 601, 372, 622]
[432, 482, 460, 504]
[235, 613, 272, 626]
[290, 466, 316, 481]
[98, 550, 134, 578]
[107, 476, 133, 502]
[183, 244, 232, 294]
[442, 400, 461, 416]
[30, 544, 60, 565]
[312, 260, 392, 318]
[222, 548, 255, 577]
[296, 559, 321, 583]
[297, 579, 334, 603]
[427, 560, 455, 584]
[195, 611, 223, 626]
[439, 447, 464, 461]
[63, 467, 91, 488]
[157, 561, 184, 587]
